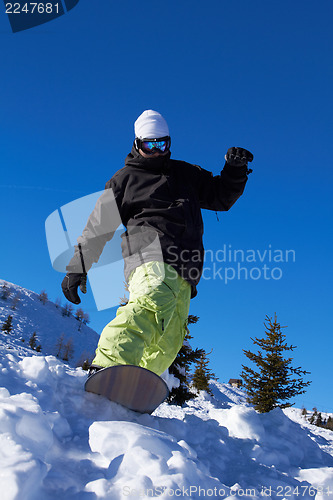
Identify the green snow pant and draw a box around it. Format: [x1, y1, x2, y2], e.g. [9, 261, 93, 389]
[92, 261, 191, 376]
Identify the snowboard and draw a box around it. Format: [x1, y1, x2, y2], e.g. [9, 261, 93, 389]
[84, 365, 169, 414]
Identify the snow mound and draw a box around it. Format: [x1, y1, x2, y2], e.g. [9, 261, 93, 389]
[1, 343, 333, 500]
[87, 421, 221, 498]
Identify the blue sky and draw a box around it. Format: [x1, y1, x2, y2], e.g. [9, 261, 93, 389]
[1, 0, 333, 411]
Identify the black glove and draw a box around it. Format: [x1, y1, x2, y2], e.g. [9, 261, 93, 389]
[61, 273, 87, 305]
[225, 147, 254, 167]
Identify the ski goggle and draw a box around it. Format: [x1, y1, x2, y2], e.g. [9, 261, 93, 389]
[136, 136, 171, 155]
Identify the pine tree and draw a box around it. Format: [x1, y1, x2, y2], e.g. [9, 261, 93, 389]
[309, 413, 314, 425]
[75, 308, 85, 322]
[74, 308, 90, 330]
[192, 349, 216, 395]
[39, 290, 48, 304]
[315, 412, 323, 427]
[241, 313, 311, 413]
[81, 359, 90, 370]
[301, 407, 307, 418]
[82, 312, 90, 325]
[1, 315, 13, 334]
[326, 416, 333, 431]
[75, 308, 85, 331]
[11, 294, 20, 310]
[29, 332, 37, 350]
[167, 315, 204, 405]
[62, 338, 74, 362]
[1, 283, 10, 300]
[28, 332, 41, 352]
[62, 303, 73, 317]
[79, 358, 91, 370]
[76, 353, 93, 370]
[309, 408, 318, 425]
[55, 333, 65, 357]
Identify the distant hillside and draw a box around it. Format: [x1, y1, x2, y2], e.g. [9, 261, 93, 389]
[0, 279, 99, 367]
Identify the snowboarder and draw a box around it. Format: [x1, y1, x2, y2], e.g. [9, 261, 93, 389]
[61, 110, 253, 377]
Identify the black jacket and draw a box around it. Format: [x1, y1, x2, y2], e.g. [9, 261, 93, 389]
[67, 145, 249, 298]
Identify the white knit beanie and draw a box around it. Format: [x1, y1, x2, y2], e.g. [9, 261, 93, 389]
[134, 110, 169, 139]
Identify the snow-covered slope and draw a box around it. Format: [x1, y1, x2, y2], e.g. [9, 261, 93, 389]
[1, 347, 333, 499]
[0, 279, 99, 366]
[1, 281, 333, 499]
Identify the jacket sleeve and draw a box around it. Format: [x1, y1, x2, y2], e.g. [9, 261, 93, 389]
[190, 162, 249, 212]
[66, 178, 123, 273]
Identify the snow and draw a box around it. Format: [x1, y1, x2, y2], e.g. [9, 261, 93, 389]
[0, 279, 99, 367]
[1, 281, 333, 499]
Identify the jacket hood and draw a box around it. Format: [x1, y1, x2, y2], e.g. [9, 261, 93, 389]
[125, 143, 171, 171]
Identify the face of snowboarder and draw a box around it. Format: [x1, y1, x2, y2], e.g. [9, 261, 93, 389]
[139, 148, 169, 158]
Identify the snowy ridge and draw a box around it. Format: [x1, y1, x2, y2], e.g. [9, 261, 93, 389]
[0, 279, 99, 366]
[1, 281, 333, 499]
